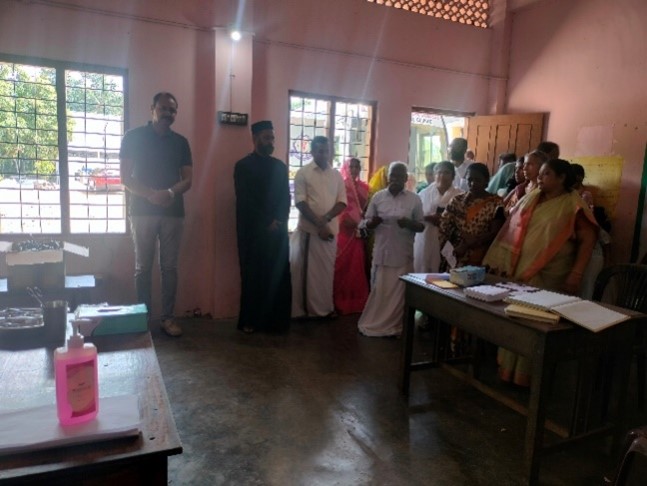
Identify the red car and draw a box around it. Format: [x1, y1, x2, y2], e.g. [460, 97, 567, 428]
[88, 169, 123, 192]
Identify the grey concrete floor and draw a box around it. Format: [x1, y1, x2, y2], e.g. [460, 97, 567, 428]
[152, 316, 646, 486]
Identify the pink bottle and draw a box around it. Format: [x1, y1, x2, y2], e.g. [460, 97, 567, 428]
[54, 326, 98, 425]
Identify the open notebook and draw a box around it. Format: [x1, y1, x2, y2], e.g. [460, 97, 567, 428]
[505, 290, 630, 332]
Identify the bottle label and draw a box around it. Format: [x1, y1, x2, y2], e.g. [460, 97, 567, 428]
[66, 360, 96, 417]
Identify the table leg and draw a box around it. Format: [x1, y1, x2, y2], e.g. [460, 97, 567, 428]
[610, 326, 634, 451]
[570, 352, 597, 436]
[399, 304, 416, 395]
[525, 337, 549, 486]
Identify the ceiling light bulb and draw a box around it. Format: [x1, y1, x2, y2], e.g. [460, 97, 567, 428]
[230, 30, 242, 41]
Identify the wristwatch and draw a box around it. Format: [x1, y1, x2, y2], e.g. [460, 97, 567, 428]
[167, 188, 175, 198]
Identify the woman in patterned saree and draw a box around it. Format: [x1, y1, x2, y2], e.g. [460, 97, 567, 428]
[439, 163, 505, 268]
[333, 158, 369, 314]
[438, 163, 504, 356]
[483, 159, 598, 386]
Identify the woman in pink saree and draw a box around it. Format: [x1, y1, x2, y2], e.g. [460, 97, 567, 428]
[333, 158, 369, 314]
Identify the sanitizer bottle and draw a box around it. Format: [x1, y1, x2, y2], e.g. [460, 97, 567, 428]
[54, 325, 98, 425]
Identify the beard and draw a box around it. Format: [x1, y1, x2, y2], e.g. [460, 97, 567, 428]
[258, 143, 274, 156]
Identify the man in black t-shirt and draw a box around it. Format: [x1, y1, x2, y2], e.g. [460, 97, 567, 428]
[120, 92, 193, 337]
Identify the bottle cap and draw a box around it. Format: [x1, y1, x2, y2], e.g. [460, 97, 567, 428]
[67, 322, 85, 348]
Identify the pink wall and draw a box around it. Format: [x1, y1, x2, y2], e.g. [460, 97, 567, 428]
[11, 0, 637, 318]
[506, 0, 647, 261]
[253, 0, 493, 75]
[0, 0, 212, 317]
[0, 0, 505, 318]
[253, 41, 490, 168]
[245, 1, 495, 316]
[251, 0, 494, 167]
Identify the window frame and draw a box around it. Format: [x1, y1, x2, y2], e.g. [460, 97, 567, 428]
[287, 90, 377, 232]
[0, 53, 129, 236]
[288, 90, 377, 177]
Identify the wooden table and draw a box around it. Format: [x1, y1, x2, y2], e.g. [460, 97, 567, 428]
[0, 332, 182, 485]
[0, 275, 99, 310]
[399, 275, 642, 486]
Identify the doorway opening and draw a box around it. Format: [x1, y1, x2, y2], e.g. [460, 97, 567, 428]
[408, 108, 470, 191]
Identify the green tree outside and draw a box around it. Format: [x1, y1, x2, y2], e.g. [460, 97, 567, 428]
[66, 70, 123, 117]
[0, 63, 60, 179]
[0, 63, 123, 181]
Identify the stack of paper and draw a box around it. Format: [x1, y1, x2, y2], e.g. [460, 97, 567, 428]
[464, 285, 510, 302]
[495, 282, 538, 292]
[419, 273, 458, 288]
[0, 394, 141, 455]
[504, 304, 561, 324]
[506, 290, 581, 310]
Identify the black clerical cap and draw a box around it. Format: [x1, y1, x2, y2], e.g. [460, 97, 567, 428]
[251, 120, 273, 134]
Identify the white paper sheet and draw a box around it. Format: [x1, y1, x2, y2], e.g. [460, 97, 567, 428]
[441, 241, 457, 269]
[0, 394, 141, 455]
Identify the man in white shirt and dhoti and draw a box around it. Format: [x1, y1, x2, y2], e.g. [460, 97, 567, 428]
[358, 162, 424, 337]
[291, 136, 347, 318]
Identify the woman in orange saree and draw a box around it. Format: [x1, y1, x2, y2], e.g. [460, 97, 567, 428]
[483, 159, 598, 386]
[333, 158, 369, 314]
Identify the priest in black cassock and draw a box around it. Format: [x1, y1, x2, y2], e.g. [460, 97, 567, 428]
[234, 120, 292, 333]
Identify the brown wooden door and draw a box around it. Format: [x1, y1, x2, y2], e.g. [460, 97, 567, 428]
[466, 113, 545, 175]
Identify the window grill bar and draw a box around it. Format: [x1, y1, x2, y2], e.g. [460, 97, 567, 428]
[0, 59, 126, 235]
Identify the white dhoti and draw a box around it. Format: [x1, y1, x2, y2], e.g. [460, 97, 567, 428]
[290, 229, 337, 317]
[580, 241, 604, 300]
[358, 262, 412, 337]
[413, 224, 442, 273]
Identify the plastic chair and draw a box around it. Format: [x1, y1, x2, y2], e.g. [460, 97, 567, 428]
[593, 264, 647, 409]
[610, 426, 647, 486]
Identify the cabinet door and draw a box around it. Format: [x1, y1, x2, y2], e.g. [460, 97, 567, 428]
[466, 113, 545, 174]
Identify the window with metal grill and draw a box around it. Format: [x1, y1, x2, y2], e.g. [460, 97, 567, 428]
[288, 91, 375, 231]
[0, 57, 126, 235]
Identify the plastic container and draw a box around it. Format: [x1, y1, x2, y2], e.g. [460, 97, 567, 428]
[54, 326, 98, 425]
[43, 300, 68, 346]
[449, 265, 486, 287]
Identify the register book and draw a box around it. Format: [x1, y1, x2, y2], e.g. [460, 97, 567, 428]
[504, 290, 630, 332]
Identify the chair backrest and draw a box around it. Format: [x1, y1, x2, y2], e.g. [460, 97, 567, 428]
[592, 264, 647, 312]
[612, 426, 647, 486]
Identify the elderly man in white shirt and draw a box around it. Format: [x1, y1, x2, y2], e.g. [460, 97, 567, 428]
[358, 161, 424, 337]
[290, 136, 347, 318]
